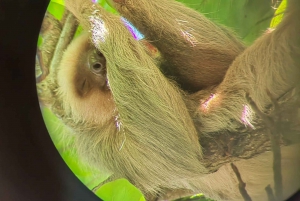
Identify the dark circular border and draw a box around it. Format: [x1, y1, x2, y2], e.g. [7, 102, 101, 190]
[0, 0, 102, 200]
[0, 0, 298, 201]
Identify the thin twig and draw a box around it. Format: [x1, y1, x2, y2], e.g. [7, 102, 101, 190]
[266, 90, 283, 200]
[36, 12, 62, 83]
[36, 49, 49, 82]
[91, 176, 115, 193]
[246, 92, 283, 200]
[231, 163, 252, 201]
[61, 9, 70, 25]
[49, 11, 78, 76]
[265, 184, 276, 201]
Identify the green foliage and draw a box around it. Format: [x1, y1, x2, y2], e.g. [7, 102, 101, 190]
[173, 193, 216, 201]
[37, 36, 43, 48]
[270, 0, 286, 28]
[42, 108, 108, 189]
[95, 179, 146, 201]
[45, 0, 117, 39]
[47, 1, 65, 20]
[178, 0, 275, 45]
[39, 0, 285, 201]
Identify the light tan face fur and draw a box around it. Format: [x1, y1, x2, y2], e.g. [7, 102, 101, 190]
[57, 33, 115, 125]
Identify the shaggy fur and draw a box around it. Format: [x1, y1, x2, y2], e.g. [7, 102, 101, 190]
[108, 0, 245, 92]
[49, 0, 208, 197]
[190, 0, 300, 135]
[37, 0, 300, 200]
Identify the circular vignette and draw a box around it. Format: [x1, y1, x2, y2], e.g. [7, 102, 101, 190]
[0, 0, 102, 201]
[32, 0, 300, 201]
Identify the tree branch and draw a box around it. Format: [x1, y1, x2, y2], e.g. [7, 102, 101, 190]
[265, 184, 276, 201]
[231, 163, 252, 201]
[48, 11, 78, 76]
[245, 91, 283, 200]
[36, 11, 61, 82]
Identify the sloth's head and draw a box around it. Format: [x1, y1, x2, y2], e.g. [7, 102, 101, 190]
[45, 33, 115, 125]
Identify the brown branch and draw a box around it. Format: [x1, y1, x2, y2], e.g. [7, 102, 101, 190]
[195, 84, 300, 176]
[36, 9, 78, 83]
[265, 184, 276, 201]
[36, 11, 62, 83]
[40, 12, 61, 35]
[91, 175, 115, 193]
[48, 11, 78, 77]
[245, 93, 274, 127]
[270, 133, 283, 200]
[36, 49, 49, 83]
[61, 8, 71, 26]
[231, 163, 252, 201]
[245, 92, 283, 200]
[92, 183, 101, 193]
[266, 90, 283, 200]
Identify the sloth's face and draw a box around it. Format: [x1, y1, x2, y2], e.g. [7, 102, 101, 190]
[56, 33, 115, 125]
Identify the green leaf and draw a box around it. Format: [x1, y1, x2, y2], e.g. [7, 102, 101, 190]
[95, 179, 146, 201]
[99, 0, 118, 14]
[41, 108, 109, 189]
[37, 36, 43, 48]
[178, 0, 274, 45]
[270, 0, 286, 28]
[47, 1, 65, 20]
[50, 0, 64, 6]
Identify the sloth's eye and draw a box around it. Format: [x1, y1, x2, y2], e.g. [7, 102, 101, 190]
[91, 62, 104, 74]
[88, 49, 106, 75]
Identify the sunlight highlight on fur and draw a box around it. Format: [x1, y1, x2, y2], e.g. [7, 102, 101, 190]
[89, 7, 108, 44]
[241, 104, 255, 129]
[200, 93, 219, 112]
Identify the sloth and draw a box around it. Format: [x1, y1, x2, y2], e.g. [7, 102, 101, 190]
[106, 0, 300, 134]
[107, 0, 246, 92]
[37, 0, 300, 200]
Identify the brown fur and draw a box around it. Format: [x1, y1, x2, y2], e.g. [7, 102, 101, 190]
[189, 0, 300, 135]
[37, 0, 300, 200]
[108, 0, 245, 92]
[45, 0, 208, 197]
